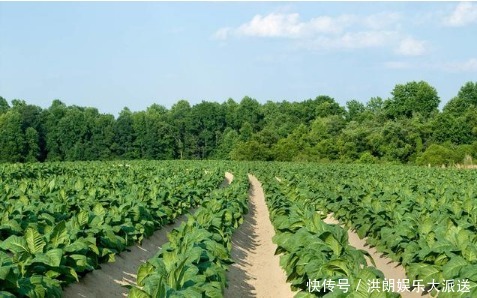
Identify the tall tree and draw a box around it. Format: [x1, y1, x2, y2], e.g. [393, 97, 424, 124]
[169, 100, 192, 159]
[385, 81, 440, 119]
[237, 96, 264, 131]
[214, 128, 239, 160]
[313, 95, 346, 118]
[443, 81, 477, 115]
[0, 110, 25, 162]
[25, 127, 40, 162]
[345, 100, 366, 122]
[0, 96, 10, 114]
[112, 107, 136, 159]
[43, 100, 67, 161]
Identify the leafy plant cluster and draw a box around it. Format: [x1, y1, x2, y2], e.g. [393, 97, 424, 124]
[0, 161, 225, 297]
[269, 163, 477, 297]
[128, 170, 249, 298]
[252, 167, 398, 297]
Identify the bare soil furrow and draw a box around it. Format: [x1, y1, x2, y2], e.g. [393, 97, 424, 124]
[225, 175, 294, 298]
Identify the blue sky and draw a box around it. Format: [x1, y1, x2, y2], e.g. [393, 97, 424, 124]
[1, 2, 476, 116]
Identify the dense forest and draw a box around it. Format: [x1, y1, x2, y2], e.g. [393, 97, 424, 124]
[1, 81, 476, 165]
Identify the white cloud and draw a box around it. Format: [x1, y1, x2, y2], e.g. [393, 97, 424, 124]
[307, 15, 355, 35]
[444, 2, 477, 26]
[230, 13, 356, 38]
[443, 58, 477, 72]
[395, 37, 427, 56]
[213, 27, 232, 40]
[306, 31, 398, 50]
[214, 11, 401, 40]
[213, 11, 414, 53]
[341, 31, 397, 48]
[236, 13, 304, 38]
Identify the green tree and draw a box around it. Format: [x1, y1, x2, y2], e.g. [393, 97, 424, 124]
[261, 101, 300, 138]
[272, 124, 310, 161]
[443, 81, 477, 115]
[239, 122, 253, 142]
[237, 96, 264, 131]
[431, 112, 474, 145]
[214, 128, 239, 160]
[313, 95, 346, 118]
[25, 127, 40, 162]
[0, 110, 25, 162]
[385, 81, 440, 119]
[189, 101, 226, 159]
[169, 100, 192, 159]
[44, 100, 68, 161]
[87, 112, 115, 160]
[0, 96, 10, 114]
[457, 81, 477, 105]
[223, 98, 241, 130]
[230, 140, 270, 161]
[338, 121, 371, 161]
[346, 100, 366, 122]
[416, 144, 459, 166]
[141, 104, 175, 159]
[112, 107, 136, 159]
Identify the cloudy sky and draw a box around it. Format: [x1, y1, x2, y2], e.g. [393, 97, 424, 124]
[0, 2, 476, 116]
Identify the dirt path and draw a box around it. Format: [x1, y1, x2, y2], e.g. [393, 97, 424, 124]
[324, 214, 420, 298]
[63, 172, 233, 298]
[225, 175, 295, 298]
[223, 171, 234, 186]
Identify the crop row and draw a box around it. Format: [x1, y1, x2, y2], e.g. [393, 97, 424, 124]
[253, 167, 398, 298]
[128, 170, 249, 297]
[0, 161, 226, 297]
[263, 163, 477, 297]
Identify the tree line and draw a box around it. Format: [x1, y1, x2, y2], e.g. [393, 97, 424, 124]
[1, 81, 476, 165]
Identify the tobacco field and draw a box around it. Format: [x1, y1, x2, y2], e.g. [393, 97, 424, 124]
[0, 161, 476, 297]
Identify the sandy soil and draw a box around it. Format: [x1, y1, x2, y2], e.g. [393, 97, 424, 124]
[63, 172, 233, 298]
[324, 214, 422, 298]
[62, 213, 189, 298]
[225, 175, 295, 298]
[223, 171, 234, 186]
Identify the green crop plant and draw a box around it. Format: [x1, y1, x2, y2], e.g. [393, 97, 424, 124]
[0, 161, 226, 297]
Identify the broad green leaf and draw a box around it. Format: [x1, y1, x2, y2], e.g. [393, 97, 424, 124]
[322, 232, 343, 256]
[462, 245, 477, 262]
[443, 256, 468, 279]
[25, 228, 46, 254]
[128, 287, 150, 298]
[93, 204, 106, 218]
[69, 254, 94, 272]
[202, 281, 223, 297]
[64, 239, 89, 254]
[74, 179, 84, 192]
[407, 263, 442, 284]
[76, 211, 89, 227]
[48, 221, 68, 248]
[32, 249, 63, 268]
[163, 250, 179, 272]
[325, 259, 351, 276]
[137, 263, 155, 287]
[460, 264, 477, 281]
[48, 178, 56, 192]
[0, 235, 30, 255]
